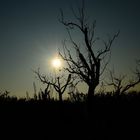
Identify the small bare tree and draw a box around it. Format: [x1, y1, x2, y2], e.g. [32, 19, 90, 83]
[59, 2, 119, 100]
[34, 69, 72, 102]
[108, 67, 140, 95]
[39, 83, 50, 100]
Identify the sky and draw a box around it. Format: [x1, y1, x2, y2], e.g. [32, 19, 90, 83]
[0, 0, 140, 97]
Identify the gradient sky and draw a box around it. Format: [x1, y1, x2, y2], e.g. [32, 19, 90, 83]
[0, 0, 140, 97]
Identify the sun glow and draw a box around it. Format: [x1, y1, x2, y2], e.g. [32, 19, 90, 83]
[52, 58, 62, 69]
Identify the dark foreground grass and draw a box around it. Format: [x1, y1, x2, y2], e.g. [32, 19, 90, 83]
[0, 92, 140, 139]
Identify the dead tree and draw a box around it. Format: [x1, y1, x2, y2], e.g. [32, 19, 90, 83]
[40, 83, 50, 100]
[59, 2, 119, 100]
[34, 69, 71, 102]
[108, 68, 140, 95]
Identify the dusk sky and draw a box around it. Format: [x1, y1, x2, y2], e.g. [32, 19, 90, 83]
[0, 0, 140, 97]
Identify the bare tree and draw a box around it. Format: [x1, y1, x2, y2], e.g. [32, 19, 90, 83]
[39, 83, 50, 100]
[59, 2, 119, 100]
[108, 67, 140, 95]
[34, 68, 72, 102]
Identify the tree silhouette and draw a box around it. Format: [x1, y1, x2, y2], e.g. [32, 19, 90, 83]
[39, 83, 51, 100]
[34, 68, 72, 102]
[108, 64, 140, 95]
[59, 1, 119, 101]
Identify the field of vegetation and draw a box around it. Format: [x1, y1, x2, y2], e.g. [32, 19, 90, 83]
[0, 90, 140, 139]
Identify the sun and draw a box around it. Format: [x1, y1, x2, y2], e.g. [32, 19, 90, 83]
[52, 58, 62, 69]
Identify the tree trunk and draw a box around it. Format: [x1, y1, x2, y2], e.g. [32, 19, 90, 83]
[87, 85, 95, 101]
[87, 85, 95, 116]
[59, 93, 62, 102]
[86, 85, 96, 138]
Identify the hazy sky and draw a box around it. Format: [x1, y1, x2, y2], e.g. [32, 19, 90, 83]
[0, 0, 140, 97]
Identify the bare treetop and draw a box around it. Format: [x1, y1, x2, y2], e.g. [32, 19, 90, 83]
[59, 3, 119, 98]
